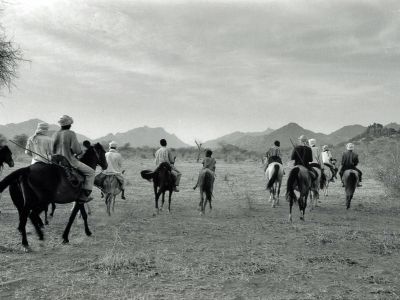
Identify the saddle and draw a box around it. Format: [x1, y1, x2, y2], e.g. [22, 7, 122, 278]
[51, 155, 85, 189]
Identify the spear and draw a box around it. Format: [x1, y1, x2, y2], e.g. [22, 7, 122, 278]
[9, 139, 52, 164]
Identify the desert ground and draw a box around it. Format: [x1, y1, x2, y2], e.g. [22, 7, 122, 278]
[0, 159, 399, 299]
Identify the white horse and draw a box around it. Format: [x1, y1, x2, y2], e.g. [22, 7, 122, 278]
[265, 162, 284, 208]
[322, 165, 334, 197]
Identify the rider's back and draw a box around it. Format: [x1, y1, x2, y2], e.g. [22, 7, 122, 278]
[52, 130, 81, 167]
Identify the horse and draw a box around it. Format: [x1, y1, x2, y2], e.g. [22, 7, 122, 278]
[141, 162, 175, 215]
[45, 143, 107, 223]
[286, 165, 312, 222]
[103, 173, 124, 216]
[322, 164, 334, 197]
[309, 165, 326, 210]
[342, 169, 359, 209]
[197, 169, 214, 215]
[0, 143, 107, 248]
[0, 145, 14, 214]
[265, 162, 284, 208]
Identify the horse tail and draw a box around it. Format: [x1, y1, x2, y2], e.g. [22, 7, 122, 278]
[267, 164, 280, 190]
[345, 172, 357, 194]
[140, 170, 154, 182]
[286, 167, 299, 203]
[0, 167, 29, 193]
[203, 171, 214, 201]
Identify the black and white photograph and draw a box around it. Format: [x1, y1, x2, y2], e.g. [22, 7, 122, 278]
[0, 0, 399, 299]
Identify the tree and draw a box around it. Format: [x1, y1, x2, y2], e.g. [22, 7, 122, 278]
[13, 133, 28, 147]
[194, 139, 203, 162]
[0, 8, 22, 91]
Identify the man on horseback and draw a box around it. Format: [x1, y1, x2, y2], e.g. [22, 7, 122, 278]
[25, 122, 53, 164]
[155, 139, 181, 192]
[321, 145, 338, 182]
[52, 115, 95, 202]
[340, 143, 362, 187]
[264, 140, 283, 172]
[97, 141, 126, 199]
[193, 149, 216, 190]
[290, 135, 317, 181]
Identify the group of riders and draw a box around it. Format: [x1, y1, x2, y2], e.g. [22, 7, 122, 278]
[264, 135, 363, 188]
[2, 115, 362, 205]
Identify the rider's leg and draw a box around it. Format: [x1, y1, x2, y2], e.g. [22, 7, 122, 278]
[76, 161, 95, 202]
[171, 166, 181, 192]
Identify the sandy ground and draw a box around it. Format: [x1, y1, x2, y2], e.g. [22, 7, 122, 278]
[0, 159, 399, 299]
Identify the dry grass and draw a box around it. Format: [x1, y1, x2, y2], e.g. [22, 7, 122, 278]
[0, 158, 400, 299]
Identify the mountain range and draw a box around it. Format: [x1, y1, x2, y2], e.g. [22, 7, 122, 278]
[1, 119, 398, 151]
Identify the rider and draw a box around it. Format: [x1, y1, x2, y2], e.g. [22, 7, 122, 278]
[52, 115, 95, 202]
[290, 135, 317, 181]
[193, 149, 216, 190]
[340, 143, 363, 187]
[25, 122, 53, 164]
[102, 141, 126, 200]
[154, 139, 181, 192]
[264, 140, 283, 172]
[321, 145, 338, 182]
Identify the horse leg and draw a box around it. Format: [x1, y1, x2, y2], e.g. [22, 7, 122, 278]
[18, 208, 30, 248]
[62, 202, 81, 244]
[105, 194, 112, 216]
[79, 203, 92, 236]
[50, 202, 56, 217]
[112, 195, 116, 213]
[277, 182, 282, 206]
[299, 196, 305, 221]
[288, 197, 293, 223]
[86, 203, 92, 215]
[154, 189, 162, 215]
[29, 210, 44, 241]
[168, 190, 172, 213]
[160, 192, 165, 211]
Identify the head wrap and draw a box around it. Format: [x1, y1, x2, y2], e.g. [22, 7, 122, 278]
[308, 138, 316, 147]
[109, 141, 118, 149]
[346, 143, 355, 151]
[322, 145, 329, 151]
[298, 135, 308, 144]
[58, 115, 74, 126]
[34, 122, 49, 135]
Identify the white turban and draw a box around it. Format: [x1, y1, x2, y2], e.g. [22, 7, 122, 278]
[34, 122, 49, 135]
[308, 139, 316, 147]
[58, 115, 74, 126]
[346, 143, 355, 151]
[322, 145, 329, 151]
[298, 135, 308, 143]
[109, 141, 118, 148]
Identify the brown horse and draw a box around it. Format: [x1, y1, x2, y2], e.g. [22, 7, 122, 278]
[286, 165, 312, 222]
[197, 169, 214, 215]
[0, 145, 14, 214]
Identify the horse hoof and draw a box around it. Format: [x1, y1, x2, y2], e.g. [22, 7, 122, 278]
[23, 245, 31, 252]
[62, 239, 69, 244]
[300, 216, 304, 221]
[45, 221, 49, 225]
[86, 230, 92, 236]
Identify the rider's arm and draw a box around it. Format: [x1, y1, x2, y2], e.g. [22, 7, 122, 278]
[70, 133, 82, 156]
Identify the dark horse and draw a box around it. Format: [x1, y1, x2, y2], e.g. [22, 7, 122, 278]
[286, 165, 312, 222]
[342, 169, 359, 209]
[47, 143, 107, 220]
[198, 169, 214, 215]
[0, 143, 107, 248]
[0, 145, 15, 214]
[141, 162, 174, 214]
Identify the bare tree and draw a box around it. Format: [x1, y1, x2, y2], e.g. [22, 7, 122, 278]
[0, 8, 22, 91]
[194, 139, 203, 163]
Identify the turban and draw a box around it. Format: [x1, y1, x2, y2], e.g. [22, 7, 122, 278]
[109, 141, 118, 148]
[308, 139, 316, 147]
[322, 145, 329, 151]
[58, 115, 74, 126]
[34, 122, 49, 135]
[298, 135, 308, 143]
[346, 143, 355, 151]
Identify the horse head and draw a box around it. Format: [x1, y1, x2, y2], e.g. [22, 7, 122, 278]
[93, 143, 108, 170]
[0, 145, 14, 168]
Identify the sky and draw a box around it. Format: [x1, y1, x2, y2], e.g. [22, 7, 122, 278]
[1, 0, 399, 144]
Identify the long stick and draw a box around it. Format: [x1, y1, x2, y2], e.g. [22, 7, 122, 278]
[9, 139, 52, 163]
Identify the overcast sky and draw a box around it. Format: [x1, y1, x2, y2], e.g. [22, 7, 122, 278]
[1, 0, 399, 144]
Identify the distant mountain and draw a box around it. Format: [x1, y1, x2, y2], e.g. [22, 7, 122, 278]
[0, 119, 90, 142]
[328, 125, 367, 145]
[203, 128, 274, 149]
[385, 122, 400, 130]
[95, 126, 190, 148]
[207, 123, 369, 152]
